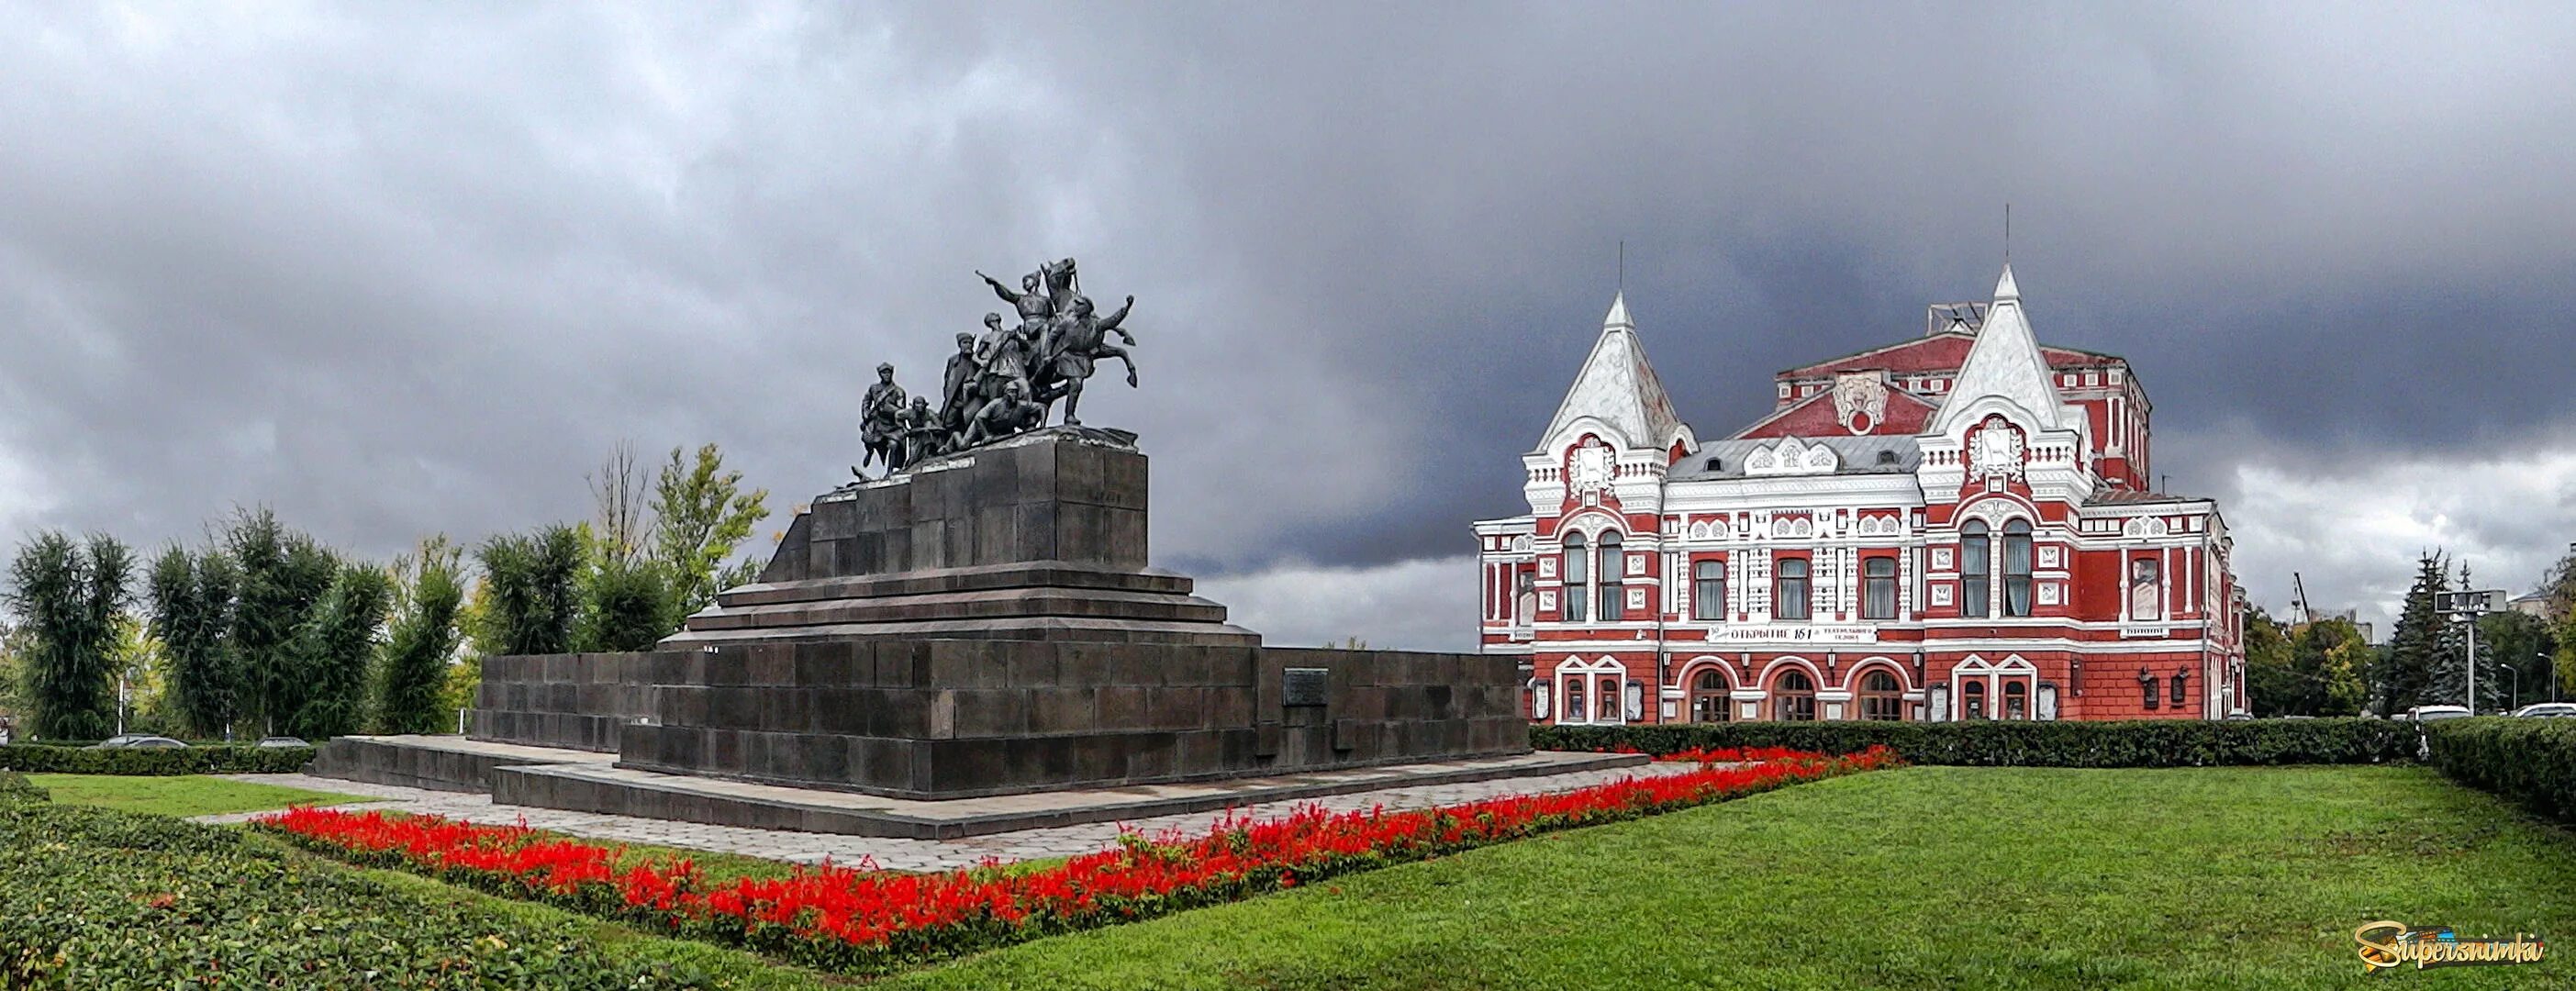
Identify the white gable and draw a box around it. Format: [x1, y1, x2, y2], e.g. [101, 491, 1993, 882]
[1929, 264, 2080, 436]
[1539, 292, 1690, 453]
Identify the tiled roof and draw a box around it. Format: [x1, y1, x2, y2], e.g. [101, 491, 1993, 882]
[1779, 334, 2121, 379]
[1731, 384, 1937, 440]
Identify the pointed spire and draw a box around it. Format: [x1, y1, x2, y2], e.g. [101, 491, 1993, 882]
[1539, 290, 1686, 452]
[1927, 263, 2070, 436]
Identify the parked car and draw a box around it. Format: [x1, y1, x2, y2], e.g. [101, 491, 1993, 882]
[2407, 705, 2472, 722]
[2511, 703, 2576, 718]
[85, 734, 188, 750]
[254, 736, 310, 749]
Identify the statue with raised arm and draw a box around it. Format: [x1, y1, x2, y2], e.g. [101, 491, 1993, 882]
[977, 266, 1055, 326]
[1034, 294, 1139, 427]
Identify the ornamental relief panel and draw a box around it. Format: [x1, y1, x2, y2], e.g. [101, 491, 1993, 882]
[1968, 415, 2027, 484]
[1832, 373, 1889, 434]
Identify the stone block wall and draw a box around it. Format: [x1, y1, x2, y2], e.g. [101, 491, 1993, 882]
[473, 652, 675, 752]
[762, 429, 1148, 584]
[611, 639, 1528, 799]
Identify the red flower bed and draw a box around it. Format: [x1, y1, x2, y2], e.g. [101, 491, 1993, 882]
[258, 746, 1901, 974]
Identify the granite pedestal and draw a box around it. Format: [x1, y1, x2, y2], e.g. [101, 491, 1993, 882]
[318, 428, 1534, 829]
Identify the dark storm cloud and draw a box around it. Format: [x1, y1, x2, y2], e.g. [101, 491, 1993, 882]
[2, 3, 2572, 630]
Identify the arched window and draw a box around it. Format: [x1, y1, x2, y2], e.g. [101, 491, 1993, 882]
[1598, 531, 1624, 621]
[1776, 558, 1811, 620]
[2002, 519, 2034, 617]
[1561, 531, 1588, 623]
[2004, 680, 2029, 719]
[1959, 522, 1991, 618]
[1962, 679, 1987, 719]
[1862, 557, 1897, 619]
[1691, 668, 1732, 722]
[1774, 670, 1817, 720]
[1597, 676, 1620, 721]
[1859, 670, 1904, 720]
[1564, 678, 1587, 722]
[1692, 560, 1726, 621]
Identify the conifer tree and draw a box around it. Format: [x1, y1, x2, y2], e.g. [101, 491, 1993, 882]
[2376, 552, 2448, 715]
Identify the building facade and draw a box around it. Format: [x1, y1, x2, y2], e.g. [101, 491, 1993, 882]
[1475, 265, 2246, 725]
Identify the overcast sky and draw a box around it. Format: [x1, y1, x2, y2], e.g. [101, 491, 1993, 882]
[4, 3, 2573, 648]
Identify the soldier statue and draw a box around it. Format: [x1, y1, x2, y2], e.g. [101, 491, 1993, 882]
[961, 377, 1047, 447]
[857, 362, 908, 476]
[858, 255, 1143, 466]
[939, 330, 980, 434]
[898, 395, 945, 466]
[1033, 294, 1138, 426]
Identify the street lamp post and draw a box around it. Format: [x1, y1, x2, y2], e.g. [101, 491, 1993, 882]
[2439, 587, 2506, 715]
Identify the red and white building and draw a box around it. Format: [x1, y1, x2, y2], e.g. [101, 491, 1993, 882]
[1476, 265, 2246, 725]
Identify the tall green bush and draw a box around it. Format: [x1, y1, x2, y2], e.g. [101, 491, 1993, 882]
[285, 563, 392, 740]
[475, 525, 585, 655]
[377, 538, 465, 734]
[146, 547, 240, 738]
[5, 532, 134, 740]
[1533, 718, 2415, 767]
[226, 509, 340, 735]
[579, 555, 674, 651]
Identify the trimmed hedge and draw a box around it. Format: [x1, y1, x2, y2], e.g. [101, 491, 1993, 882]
[2425, 718, 2576, 825]
[0, 742, 315, 775]
[0, 798, 714, 987]
[0, 772, 46, 804]
[1533, 718, 2415, 767]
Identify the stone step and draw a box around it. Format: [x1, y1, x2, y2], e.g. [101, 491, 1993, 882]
[310, 735, 613, 793]
[682, 585, 1232, 632]
[713, 561, 1196, 608]
[489, 750, 1649, 840]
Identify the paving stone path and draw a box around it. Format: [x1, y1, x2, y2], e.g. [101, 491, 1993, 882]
[203, 762, 1706, 873]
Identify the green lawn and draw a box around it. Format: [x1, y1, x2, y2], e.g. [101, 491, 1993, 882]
[878, 766, 2576, 990]
[28, 773, 374, 818]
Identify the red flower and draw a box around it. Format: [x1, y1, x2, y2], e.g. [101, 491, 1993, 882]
[252, 746, 1903, 969]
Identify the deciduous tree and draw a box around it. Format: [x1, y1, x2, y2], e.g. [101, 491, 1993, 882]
[651, 443, 769, 618]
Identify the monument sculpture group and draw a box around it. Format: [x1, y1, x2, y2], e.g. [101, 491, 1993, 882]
[860, 257, 1140, 477]
[310, 254, 1610, 840]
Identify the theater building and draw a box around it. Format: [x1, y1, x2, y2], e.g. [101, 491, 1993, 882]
[1474, 265, 2246, 724]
